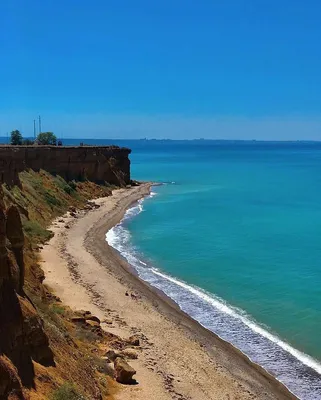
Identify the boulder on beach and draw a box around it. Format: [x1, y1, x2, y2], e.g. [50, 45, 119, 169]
[106, 349, 122, 362]
[85, 315, 101, 324]
[128, 335, 140, 346]
[114, 357, 136, 384]
[85, 320, 100, 329]
[121, 349, 138, 360]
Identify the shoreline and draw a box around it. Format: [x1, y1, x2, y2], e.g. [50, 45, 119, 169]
[41, 183, 297, 400]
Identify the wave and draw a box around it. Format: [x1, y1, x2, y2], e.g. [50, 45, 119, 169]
[106, 193, 321, 400]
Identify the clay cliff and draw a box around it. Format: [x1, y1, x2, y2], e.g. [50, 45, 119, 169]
[0, 186, 54, 399]
[0, 145, 132, 399]
[0, 146, 131, 188]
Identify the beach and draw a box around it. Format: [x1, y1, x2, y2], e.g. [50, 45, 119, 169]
[41, 183, 296, 400]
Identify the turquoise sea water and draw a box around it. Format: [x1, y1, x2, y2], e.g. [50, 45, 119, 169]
[104, 141, 321, 400]
[11, 138, 319, 398]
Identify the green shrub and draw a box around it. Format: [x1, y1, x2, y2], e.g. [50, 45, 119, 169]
[62, 184, 72, 195]
[69, 181, 77, 191]
[74, 326, 100, 343]
[44, 190, 62, 207]
[50, 383, 86, 400]
[23, 220, 53, 242]
[50, 304, 65, 315]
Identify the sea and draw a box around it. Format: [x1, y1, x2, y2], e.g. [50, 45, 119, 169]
[3, 138, 321, 398]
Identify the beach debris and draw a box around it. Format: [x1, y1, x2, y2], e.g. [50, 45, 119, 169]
[114, 357, 136, 384]
[58, 218, 64, 222]
[70, 212, 77, 218]
[64, 224, 70, 229]
[125, 291, 129, 296]
[69, 206, 77, 213]
[128, 335, 140, 347]
[130, 292, 141, 300]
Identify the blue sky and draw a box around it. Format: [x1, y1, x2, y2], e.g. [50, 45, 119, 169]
[1, 0, 321, 139]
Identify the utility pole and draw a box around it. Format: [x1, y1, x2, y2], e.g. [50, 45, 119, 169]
[33, 119, 36, 139]
[38, 115, 42, 134]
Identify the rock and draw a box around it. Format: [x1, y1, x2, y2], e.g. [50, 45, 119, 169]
[69, 206, 76, 213]
[85, 320, 100, 328]
[81, 310, 92, 317]
[121, 349, 138, 360]
[19, 296, 55, 366]
[6, 205, 24, 293]
[105, 349, 123, 362]
[71, 316, 86, 324]
[70, 212, 77, 218]
[0, 355, 24, 399]
[128, 335, 140, 346]
[130, 180, 140, 187]
[85, 315, 100, 324]
[58, 219, 64, 222]
[114, 358, 136, 384]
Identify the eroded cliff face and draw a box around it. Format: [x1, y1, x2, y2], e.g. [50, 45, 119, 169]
[0, 145, 132, 398]
[0, 146, 131, 187]
[0, 186, 54, 399]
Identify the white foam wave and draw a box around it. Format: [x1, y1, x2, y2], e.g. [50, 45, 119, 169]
[152, 269, 321, 375]
[105, 190, 321, 399]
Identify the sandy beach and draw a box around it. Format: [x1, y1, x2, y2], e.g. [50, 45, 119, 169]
[41, 183, 297, 400]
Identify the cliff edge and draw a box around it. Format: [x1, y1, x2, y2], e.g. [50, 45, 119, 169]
[0, 145, 131, 187]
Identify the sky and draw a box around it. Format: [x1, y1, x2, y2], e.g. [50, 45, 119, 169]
[1, 0, 321, 140]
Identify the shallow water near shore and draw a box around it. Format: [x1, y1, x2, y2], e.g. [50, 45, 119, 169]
[105, 141, 321, 399]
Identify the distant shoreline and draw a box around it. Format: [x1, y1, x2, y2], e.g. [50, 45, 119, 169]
[2, 137, 321, 144]
[42, 183, 297, 400]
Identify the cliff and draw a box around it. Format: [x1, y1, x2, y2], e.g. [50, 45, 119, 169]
[0, 145, 131, 188]
[0, 186, 54, 399]
[0, 146, 133, 399]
